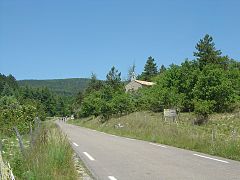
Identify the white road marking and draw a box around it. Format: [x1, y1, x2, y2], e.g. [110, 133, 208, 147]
[149, 143, 167, 148]
[110, 134, 118, 137]
[83, 152, 95, 161]
[108, 176, 117, 180]
[73, 142, 79, 147]
[193, 154, 229, 164]
[124, 137, 135, 141]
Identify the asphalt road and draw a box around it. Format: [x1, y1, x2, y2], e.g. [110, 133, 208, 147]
[57, 121, 240, 180]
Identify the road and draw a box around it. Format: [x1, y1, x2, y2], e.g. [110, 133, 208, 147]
[57, 121, 240, 180]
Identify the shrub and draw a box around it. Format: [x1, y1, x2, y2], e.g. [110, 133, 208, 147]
[194, 100, 214, 124]
[0, 96, 37, 136]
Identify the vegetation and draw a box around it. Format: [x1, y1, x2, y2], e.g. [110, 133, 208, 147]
[0, 33, 239, 177]
[0, 73, 80, 178]
[139, 56, 158, 81]
[70, 34, 240, 161]
[74, 34, 240, 124]
[69, 111, 240, 161]
[18, 78, 90, 96]
[74, 66, 134, 121]
[1, 121, 78, 180]
[0, 73, 74, 136]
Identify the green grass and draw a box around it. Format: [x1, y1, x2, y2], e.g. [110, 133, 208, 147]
[1, 122, 79, 180]
[69, 111, 240, 161]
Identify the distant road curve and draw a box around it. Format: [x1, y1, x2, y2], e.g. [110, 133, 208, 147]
[57, 121, 240, 180]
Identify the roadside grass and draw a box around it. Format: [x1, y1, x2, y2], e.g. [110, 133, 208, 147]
[0, 134, 29, 178]
[68, 111, 240, 161]
[1, 121, 78, 180]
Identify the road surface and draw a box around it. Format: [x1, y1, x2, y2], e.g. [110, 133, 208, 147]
[57, 121, 240, 180]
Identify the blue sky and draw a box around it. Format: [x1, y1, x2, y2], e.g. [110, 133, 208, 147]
[0, 0, 239, 80]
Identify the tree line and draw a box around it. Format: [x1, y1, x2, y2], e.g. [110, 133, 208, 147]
[18, 78, 90, 96]
[74, 34, 240, 124]
[0, 74, 71, 135]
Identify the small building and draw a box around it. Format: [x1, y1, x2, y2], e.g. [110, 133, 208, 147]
[125, 79, 155, 92]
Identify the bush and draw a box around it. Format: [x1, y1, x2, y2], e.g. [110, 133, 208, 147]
[111, 93, 135, 114]
[0, 96, 37, 136]
[194, 100, 214, 124]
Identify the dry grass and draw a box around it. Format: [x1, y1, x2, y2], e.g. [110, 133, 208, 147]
[69, 111, 240, 161]
[22, 122, 78, 180]
[1, 122, 79, 180]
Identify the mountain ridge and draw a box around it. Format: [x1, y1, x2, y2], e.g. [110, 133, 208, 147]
[18, 78, 91, 96]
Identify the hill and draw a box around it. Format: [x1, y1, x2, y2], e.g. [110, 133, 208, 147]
[18, 78, 90, 96]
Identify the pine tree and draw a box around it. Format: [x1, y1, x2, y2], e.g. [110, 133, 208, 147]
[75, 91, 84, 105]
[106, 66, 122, 90]
[159, 64, 166, 74]
[1, 83, 15, 96]
[7, 74, 18, 89]
[141, 56, 158, 81]
[56, 97, 66, 116]
[85, 73, 103, 94]
[194, 34, 222, 69]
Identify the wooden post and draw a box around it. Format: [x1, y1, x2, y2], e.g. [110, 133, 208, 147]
[211, 127, 216, 145]
[211, 129, 214, 142]
[7, 163, 15, 180]
[32, 117, 41, 147]
[0, 138, 2, 152]
[232, 128, 237, 141]
[13, 127, 25, 157]
[29, 122, 33, 148]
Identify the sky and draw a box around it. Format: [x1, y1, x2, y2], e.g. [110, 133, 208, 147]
[0, 0, 239, 80]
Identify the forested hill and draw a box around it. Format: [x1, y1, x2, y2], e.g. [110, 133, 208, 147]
[18, 78, 90, 96]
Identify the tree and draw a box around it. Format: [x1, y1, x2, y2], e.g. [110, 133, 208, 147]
[0, 74, 18, 95]
[193, 65, 235, 113]
[0, 74, 7, 94]
[194, 34, 222, 69]
[106, 66, 123, 90]
[80, 91, 103, 117]
[39, 87, 57, 116]
[159, 65, 166, 74]
[227, 64, 240, 99]
[55, 97, 66, 116]
[140, 56, 158, 81]
[7, 74, 18, 90]
[1, 83, 15, 96]
[0, 96, 37, 135]
[75, 91, 84, 105]
[85, 73, 103, 94]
